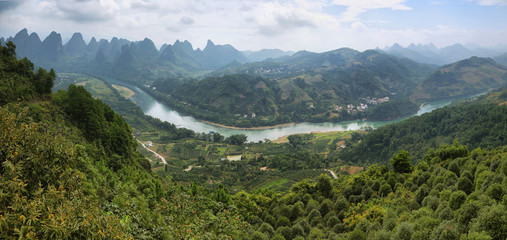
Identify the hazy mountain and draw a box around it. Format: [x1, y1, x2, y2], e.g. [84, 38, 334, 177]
[41, 31, 64, 62]
[21, 33, 43, 61]
[493, 52, 507, 67]
[406, 43, 439, 53]
[173, 40, 195, 59]
[213, 48, 433, 92]
[108, 37, 130, 59]
[440, 43, 475, 63]
[64, 32, 87, 56]
[85, 37, 100, 61]
[7, 28, 29, 48]
[383, 43, 444, 65]
[242, 49, 294, 62]
[411, 56, 507, 102]
[130, 38, 159, 62]
[383, 43, 506, 65]
[198, 40, 248, 69]
[94, 48, 108, 64]
[159, 44, 177, 62]
[2, 29, 253, 81]
[115, 44, 136, 69]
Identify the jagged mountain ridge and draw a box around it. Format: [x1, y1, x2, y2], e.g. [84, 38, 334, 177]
[1, 29, 253, 81]
[2, 29, 289, 77]
[382, 42, 507, 65]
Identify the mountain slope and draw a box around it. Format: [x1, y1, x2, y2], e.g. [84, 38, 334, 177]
[493, 52, 507, 66]
[411, 57, 507, 102]
[0, 43, 249, 239]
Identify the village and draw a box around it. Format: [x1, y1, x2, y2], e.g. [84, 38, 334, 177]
[335, 96, 390, 114]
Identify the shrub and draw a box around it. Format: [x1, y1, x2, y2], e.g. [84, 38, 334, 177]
[449, 190, 467, 210]
[379, 183, 392, 197]
[393, 222, 413, 240]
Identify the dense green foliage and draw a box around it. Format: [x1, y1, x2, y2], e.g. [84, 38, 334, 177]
[226, 144, 507, 240]
[3, 42, 507, 240]
[0, 45, 250, 239]
[0, 42, 55, 105]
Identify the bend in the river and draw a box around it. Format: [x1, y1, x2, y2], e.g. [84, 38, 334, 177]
[103, 77, 458, 142]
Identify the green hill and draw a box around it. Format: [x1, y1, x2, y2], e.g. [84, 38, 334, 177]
[411, 57, 507, 102]
[149, 49, 433, 127]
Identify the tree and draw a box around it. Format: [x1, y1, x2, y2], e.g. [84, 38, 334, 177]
[288, 134, 304, 148]
[390, 150, 412, 173]
[379, 183, 392, 197]
[212, 132, 224, 142]
[457, 177, 475, 195]
[197, 155, 206, 166]
[448, 190, 466, 210]
[394, 222, 413, 240]
[251, 231, 268, 240]
[212, 184, 231, 205]
[226, 134, 247, 145]
[316, 174, 332, 197]
[471, 204, 507, 240]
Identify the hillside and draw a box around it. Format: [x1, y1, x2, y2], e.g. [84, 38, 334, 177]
[2, 42, 507, 240]
[493, 52, 507, 67]
[411, 57, 507, 102]
[0, 43, 253, 239]
[149, 49, 432, 127]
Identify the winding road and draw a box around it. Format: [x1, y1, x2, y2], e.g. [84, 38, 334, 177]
[136, 139, 167, 164]
[325, 169, 338, 179]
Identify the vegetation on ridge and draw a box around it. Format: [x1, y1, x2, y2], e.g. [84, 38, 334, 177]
[2, 42, 507, 240]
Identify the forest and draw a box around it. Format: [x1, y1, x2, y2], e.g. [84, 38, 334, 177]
[1, 42, 507, 239]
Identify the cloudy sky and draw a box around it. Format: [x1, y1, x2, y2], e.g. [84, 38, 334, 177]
[0, 0, 506, 52]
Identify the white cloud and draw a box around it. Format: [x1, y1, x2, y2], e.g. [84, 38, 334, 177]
[332, 0, 411, 22]
[0, 0, 506, 52]
[50, 0, 120, 22]
[179, 16, 195, 25]
[472, 0, 507, 6]
[246, 1, 338, 36]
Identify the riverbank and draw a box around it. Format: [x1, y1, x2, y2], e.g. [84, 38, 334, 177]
[272, 130, 352, 143]
[199, 120, 296, 130]
[112, 84, 135, 99]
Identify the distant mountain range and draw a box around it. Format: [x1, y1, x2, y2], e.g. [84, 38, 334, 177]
[381, 43, 507, 66]
[0, 29, 294, 82]
[3, 29, 507, 127]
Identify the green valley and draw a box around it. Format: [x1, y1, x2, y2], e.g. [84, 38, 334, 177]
[2, 34, 507, 240]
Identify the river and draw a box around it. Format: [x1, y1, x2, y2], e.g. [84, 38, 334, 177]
[103, 78, 456, 142]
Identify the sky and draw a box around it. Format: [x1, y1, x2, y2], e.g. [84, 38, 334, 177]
[0, 0, 506, 52]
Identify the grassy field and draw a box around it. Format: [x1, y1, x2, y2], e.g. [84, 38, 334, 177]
[112, 84, 135, 99]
